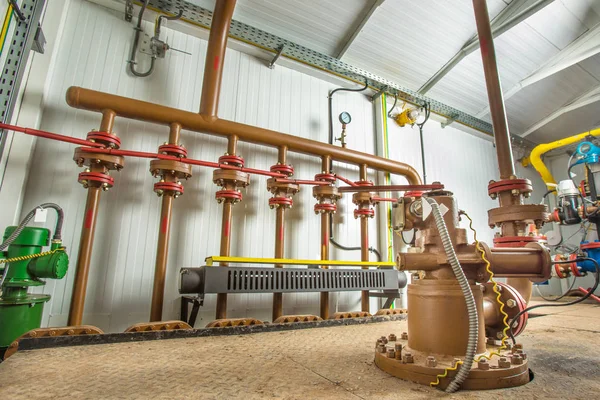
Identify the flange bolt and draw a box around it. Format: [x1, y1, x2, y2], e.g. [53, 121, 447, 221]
[498, 357, 511, 368]
[511, 354, 523, 365]
[402, 352, 414, 364]
[425, 356, 437, 367]
[400, 332, 408, 340]
[478, 358, 490, 370]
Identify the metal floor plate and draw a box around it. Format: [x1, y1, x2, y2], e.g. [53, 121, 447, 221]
[1, 301, 599, 399]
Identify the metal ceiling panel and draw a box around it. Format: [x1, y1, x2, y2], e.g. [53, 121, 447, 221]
[505, 64, 600, 134]
[342, 0, 509, 91]
[526, 99, 600, 143]
[188, 0, 369, 56]
[427, 22, 559, 117]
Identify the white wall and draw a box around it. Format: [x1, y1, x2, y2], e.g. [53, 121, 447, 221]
[7, 0, 546, 332]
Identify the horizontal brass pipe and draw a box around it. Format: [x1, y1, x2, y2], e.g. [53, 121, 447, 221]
[66, 87, 422, 185]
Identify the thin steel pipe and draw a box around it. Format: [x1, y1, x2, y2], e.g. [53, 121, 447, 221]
[0, 123, 105, 148]
[149, 122, 181, 322]
[67, 110, 116, 326]
[337, 184, 444, 193]
[66, 87, 422, 185]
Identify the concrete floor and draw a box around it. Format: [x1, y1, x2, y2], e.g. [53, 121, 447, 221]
[0, 299, 599, 399]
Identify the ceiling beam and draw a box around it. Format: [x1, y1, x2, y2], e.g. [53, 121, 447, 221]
[417, 0, 555, 94]
[335, 0, 385, 59]
[476, 23, 600, 118]
[520, 86, 600, 137]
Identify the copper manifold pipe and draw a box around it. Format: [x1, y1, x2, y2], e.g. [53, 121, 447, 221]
[272, 146, 287, 321]
[67, 110, 116, 326]
[66, 88, 421, 185]
[149, 122, 182, 322]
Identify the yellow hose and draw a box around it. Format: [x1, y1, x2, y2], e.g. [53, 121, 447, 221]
[430, 212, 509, 388]
[524, 128, 600, 189]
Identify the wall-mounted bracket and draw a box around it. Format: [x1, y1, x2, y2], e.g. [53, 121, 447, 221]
[371, 86, 389, 102]
[268, 45, 285, 69]
[441, 114, 459, 129]
[125, 0, 134, 22]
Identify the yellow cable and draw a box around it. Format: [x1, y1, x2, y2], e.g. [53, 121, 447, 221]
[0, 247, 65, 265]
[430, 212, 510, 388]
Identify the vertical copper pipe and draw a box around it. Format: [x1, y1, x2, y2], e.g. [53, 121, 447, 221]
[68, 110, 116, 326]
[149, 123, 181, 322]
[472, 0, 514, 180]
[320, 155, 331, 319]
[215, 202, 232, 319]
[215, 134, 237, 319]
[359, 164, 370, 313]
[199, 0, 237, 118]
[320, 212, 330, 319]
[272, 146, 287, 321]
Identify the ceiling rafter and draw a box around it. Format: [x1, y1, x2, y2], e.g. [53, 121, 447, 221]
[476, 23, 600, 118]
[520, 85, 600, 137]
[417, 0, 555, 95]
[334, 0, 385, 59]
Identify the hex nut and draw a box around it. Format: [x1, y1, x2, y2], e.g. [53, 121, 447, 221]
[380, 336, 388, 344]
[514, 343, 523, 351]
[506, 299, 517, 308]
[400, 332, 409, 340]
[376, 344, 386, 353]
[425, 356, 437, 367]
[519, 352, 527, 360]
[388, 333, 397, 342]
[512, 354, 523, 365]
[387, 349, 396, 359]
[403, 352, 414, 364]
[478, 359, 490, 370]
[496, 332, 504, 340]
[498, 357, 511, 368]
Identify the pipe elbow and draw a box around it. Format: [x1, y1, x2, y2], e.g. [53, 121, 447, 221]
[65, 86, 81, 109]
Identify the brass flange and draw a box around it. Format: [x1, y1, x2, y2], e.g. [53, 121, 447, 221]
[374, 337, 529, 390]
[73, 147, 124, 171]
[212, 169, 250, 187]
[488, 204, 549, 228]
[149, 159, 192, 180]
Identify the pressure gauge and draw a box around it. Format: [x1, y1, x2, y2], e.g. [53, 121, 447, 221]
[339, 111, 352, 124]
[580, 143, 591, 154]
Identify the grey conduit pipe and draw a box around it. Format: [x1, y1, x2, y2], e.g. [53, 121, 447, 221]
[424, 197, 478, 393]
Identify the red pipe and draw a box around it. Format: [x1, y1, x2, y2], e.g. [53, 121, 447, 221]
[274, 178, 330, 186]
[0, 122, 105, 148]
[578, 287, 600, 303]
[335, 174, 358, 187]
[373, 197, 397, 202]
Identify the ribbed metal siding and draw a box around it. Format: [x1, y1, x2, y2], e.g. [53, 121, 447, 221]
[20, 0, 378, 331]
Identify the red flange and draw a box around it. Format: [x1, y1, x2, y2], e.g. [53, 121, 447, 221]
[571, 257, 584, 277]
[158, 144, 187, 158]
[78, 171, 114, 188]
[354, 208, 375, 218]
[218, 155, 245, 167]
[215, 189, 243, 202]
[154, 181, 184, 195]
[314, 203, 337, 213]
[497, 282, 528, 337]
[488, 178, 532, 195]
[270, 164, 294, 176]
[553, 255, 567, 279]
[314, 173, 336, 183]
[493, 236, 547, 248]
[86, 131, 121, 149]
[269, 197, 293, 208]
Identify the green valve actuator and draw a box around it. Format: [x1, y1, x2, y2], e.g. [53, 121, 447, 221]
[0, 226, 68, 349]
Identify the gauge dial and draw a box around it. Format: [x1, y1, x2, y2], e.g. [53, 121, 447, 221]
[339, 111, 352, 124]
